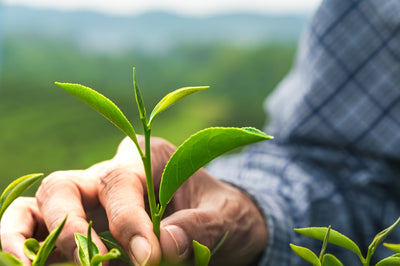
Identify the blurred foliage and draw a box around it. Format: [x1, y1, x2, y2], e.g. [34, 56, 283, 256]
[0, 34, 296, 191]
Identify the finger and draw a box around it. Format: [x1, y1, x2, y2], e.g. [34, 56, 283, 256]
[159, 208, 221, 264]
[160, 179, 268, 266]
[113, 136, 176, 186]
[98, 164, 162, 266]
[1, 197, 45, 265]
[36, 170, 108, 262]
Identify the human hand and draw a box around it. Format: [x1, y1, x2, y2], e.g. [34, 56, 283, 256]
[1, 136, 267, 265]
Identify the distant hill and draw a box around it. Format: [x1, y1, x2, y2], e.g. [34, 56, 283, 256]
[2, 5, 310, 53]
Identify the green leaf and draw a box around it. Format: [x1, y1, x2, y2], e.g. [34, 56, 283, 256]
[0, 173, 43, 220]
[99, 231, 132, 265]
[75, 233, 99, 266]
[319, 225, 331, 260]
[87, 221, 94, 264]
[132, 68, 147, 122]
[367, 217, 400, 262]
[210, 231, 229, 256]
[384, 243, 400, 253]
[193, 240, 211, 266]
[290, 244, 321, 266]
[0, 252, 24, 266]
[321, 254, 343, 266]
[55, 82, 138, 145]
[148, 86, 209, 126]
[32, 216, 67, 266]
[91, 249, 121, 266]
[159, 127, 272, 207]
[23, 238, 41, 261]
[294, 227, 364, 262]
[376, 256, 400, 266]
[48, 263, 77, 266]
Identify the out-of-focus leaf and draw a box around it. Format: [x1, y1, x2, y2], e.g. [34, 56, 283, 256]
[0, 252, 24, 266]
[159, 127, 272, 207]
[23, 238, 40, 261]
[49, 262, 77, 266]
[193, 240, 211, 266]
[0, 173, 43, 220]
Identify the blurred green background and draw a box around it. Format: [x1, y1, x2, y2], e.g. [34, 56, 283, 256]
[0, 5, 308, 192]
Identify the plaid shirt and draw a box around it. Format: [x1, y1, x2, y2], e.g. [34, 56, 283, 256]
[209, 0, 400, 265]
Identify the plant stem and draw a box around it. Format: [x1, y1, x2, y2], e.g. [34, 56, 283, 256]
[142, 125, 160, 238]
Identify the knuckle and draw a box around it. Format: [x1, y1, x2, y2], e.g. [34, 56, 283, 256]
[190, 210, 222, 247]
[98, 165, 143, 196]
[36, 171, 78, 205]
[10, 196, 33, 208]
[107, 207, 131, 238]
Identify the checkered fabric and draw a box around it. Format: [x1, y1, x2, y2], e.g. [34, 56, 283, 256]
[208, 0, 400, 265]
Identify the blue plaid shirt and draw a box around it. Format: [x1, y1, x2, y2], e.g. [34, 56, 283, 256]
[209, 0, 400, 265]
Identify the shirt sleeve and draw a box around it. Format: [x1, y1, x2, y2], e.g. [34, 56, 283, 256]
[209, 0, 400, 264]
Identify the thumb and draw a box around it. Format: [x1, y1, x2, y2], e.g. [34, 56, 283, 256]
[159, 208, 223, 264]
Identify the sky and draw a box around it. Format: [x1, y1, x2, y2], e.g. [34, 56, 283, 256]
[3, 0, 322, 16]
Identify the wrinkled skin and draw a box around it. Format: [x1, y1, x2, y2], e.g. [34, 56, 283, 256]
[1, 136, 268, 266]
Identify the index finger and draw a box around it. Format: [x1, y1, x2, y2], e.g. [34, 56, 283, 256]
[97, 163, 162, 266]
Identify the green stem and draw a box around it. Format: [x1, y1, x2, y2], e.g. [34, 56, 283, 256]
[363, 255, 371, 266]
[142, 125, 160, 238]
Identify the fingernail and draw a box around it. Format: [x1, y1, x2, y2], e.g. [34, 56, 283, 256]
[130, 236, 151, 266]
[164, 225, 189, 258]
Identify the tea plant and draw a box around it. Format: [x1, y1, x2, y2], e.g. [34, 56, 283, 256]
[54, 67, 272, 265]
[2, 68, 400, 266]
[291, 216, 400, 266]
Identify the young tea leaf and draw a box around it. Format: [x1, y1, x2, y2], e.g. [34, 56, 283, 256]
[75, 233, 99, 266]
[23, 238, 41, 261]
[159, 127, 272, 207]
[319, 225, 331, 260]
[0, 173, 43, 220]
[99, 231, 132, 265]
[148, 86, 209, 126]
[33, 216, 67, 266]
[375, 256, 400, 266]
[384, 243, 400, 253]
[55, 82, 138, 146]
[294, 227, 364, 262]
[366, 216, 400, 264]
[132, 68, 147, 122]
[290, 244, 321, 266]
[321, 254, 344, 266]
[91, 249, 121, 266]
[193, 240, 211, 266]
[0, 252, 24, 266]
